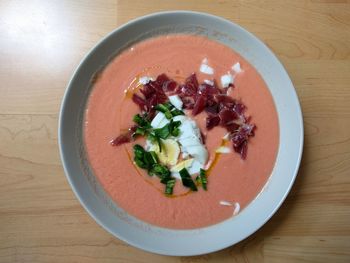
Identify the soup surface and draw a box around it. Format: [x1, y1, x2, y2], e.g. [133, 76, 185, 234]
[84, 34, 279, 229]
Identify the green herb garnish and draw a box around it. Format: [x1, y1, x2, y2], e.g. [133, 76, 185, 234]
[132, 102, 183, 143]
[150, 163, 170, 178]
[143, 151, 157, 167]
[133, 113, 151, 128]
[147, 133, 162, 152]
[154, 102, 184, 119]
[154, 104, 173, 119]
[179, 168, 198, 191]
[165, 178, 176, 195]
[133, 144, 145, 159]
[133, 144, 175, 195]
[129, 102, 187, 196]
[133, 127, 146, 136]
[171, 108, 185, 117]
[153, 119, 182, 140]
[149, 151, 159, 164]
[132, 114, 152, 139]
[134, 158, 147, 169]
[196, 168, 208, 190]
[169, 119, 181, 137]
[154, 124, 170, 139]
[133, 145, 147, 169]
[132, 104, 182, 152]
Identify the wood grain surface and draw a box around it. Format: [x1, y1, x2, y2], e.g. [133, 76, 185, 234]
[1, 1, 350, 262]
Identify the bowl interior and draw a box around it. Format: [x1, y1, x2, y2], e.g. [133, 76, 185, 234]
[59, 11, 303, 256]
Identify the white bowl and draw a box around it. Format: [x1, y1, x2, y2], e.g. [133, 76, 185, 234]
[59, 11, 303, 256]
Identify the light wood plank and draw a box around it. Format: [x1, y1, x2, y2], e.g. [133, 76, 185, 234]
[264, 236, 350, 263]
[0, 0, 117, 115]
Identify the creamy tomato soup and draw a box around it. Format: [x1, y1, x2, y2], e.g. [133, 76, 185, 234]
[84, 35, 279, 229]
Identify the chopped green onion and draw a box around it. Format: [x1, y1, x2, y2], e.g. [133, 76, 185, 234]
[179, 168, 198, 191]
[169, 120, 181, 137]
[149, 151, 158, 164]
[171, 109, 184, 116]
[165, 178, 176, 195]
[132, 114, 152, 138]
[156, 136, 162, 152]
[133, 114, 145, 126]
[171, 128, 180, 137]
[133, 144, 145, 159]
[160, 176, 171, 184]
[133, 127, 146, 137]
[147, 133, 162, 152]
[133, 113, 143, 124]
[199, 169, 208, 190]
[154, 102, 184, 119]
[153, 119, 181, 140]
[129, 101, 191, 196]
[150, 163, 170, 178]
[143, 152, 157, 167]
[147, 132, 156, 142]
[133, 145, 147, 169]
[134, 158, 147, 169]
[133, 145, 172, 190]
[154, 124, 170, 139]
[133, 113, 151, 128]
[154, 104, 172, 119]
[165, 111, 173, 119]
[154, 104, 169, 112]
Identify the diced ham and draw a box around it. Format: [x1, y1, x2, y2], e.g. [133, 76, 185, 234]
[110, 134, 131, 146]
[132, 94, 146, 111]
[206, 115, 221, 130]
[192, 94, 206, 115]
[155, 73, 170, 84]
[181, 73, 199, 97]
[110, 126, 137, 146]
[163, 80, 177, 92]
[219, 108, 238, 126]
[118, 73, 256, 160]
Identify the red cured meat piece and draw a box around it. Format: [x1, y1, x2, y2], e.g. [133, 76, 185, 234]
[206, 115, 220, 130]
[219, 108, 238, 126]
[192, 94, 206, 115]
[132, 94, 146, 111]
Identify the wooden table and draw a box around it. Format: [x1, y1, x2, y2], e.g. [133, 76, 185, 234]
[1, 1, 349, 262]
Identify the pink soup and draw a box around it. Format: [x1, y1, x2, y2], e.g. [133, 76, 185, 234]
[84, 35, 279, 229]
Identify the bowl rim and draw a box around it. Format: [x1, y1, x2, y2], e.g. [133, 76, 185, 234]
[58, 10, 304, 256]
